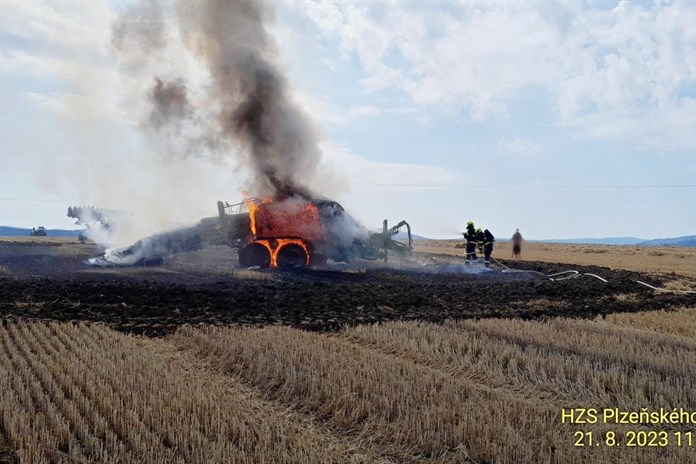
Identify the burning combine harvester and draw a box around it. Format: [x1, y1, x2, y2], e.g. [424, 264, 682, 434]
[95, 198, 413, 269]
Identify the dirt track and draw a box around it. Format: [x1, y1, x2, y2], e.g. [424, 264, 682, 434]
[1, 240, 694, 336]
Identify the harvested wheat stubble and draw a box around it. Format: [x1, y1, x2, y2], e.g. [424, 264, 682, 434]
[605, 307, 696, 339]
[2, 318, 694, 464]
[454, 318, 696, 381]
[342, 320, 696, 411]
[340, 321, 693, 463]
[0, 321, 377, 464]
[172, 324, 674, 464]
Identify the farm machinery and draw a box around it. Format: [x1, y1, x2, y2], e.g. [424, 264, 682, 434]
[100, 198, 413, 269]
[30, 226, 47, 237]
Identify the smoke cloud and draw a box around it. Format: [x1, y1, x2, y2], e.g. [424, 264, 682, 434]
[112, 0, 166, 70]
[126, 0, 322, 200]
[149, 78, 190, 128]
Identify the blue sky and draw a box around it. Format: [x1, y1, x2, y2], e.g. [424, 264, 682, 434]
[1, 1, 695, 240]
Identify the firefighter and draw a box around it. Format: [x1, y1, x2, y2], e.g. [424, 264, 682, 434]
[483, 229, 495, 266]
[463, 221, 477, 261]
[476, 228, 485, 257]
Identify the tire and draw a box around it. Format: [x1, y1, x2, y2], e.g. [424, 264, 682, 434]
[276, 243, 308, 269]
[239, 243, 271, 268]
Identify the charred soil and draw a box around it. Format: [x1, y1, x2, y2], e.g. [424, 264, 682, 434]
[0, 241, 694, 336]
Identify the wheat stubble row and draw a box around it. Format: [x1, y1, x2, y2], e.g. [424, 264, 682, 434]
[0, 321, 379, 463]
[2, 311, 694, 464]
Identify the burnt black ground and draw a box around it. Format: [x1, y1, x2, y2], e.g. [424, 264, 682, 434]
[0, 240, 694, 336]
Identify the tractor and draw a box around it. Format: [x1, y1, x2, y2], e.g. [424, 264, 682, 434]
[30, 227, 47, 237]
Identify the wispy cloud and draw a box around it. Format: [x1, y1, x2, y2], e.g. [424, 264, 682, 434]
[291, 89, 417, 127]
[0, 1, 115, 55]
[26, 92, 131, 122]
[496, 137, 543, 157]
[314, 141, 465, 194]
[298, 1, 696, 149]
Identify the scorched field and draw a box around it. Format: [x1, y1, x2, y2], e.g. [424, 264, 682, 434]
[1, 238, 696, 463]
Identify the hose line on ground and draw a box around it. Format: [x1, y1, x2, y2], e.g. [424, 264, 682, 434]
[635, 280, 696, 294]
[489, 258, 693, 293]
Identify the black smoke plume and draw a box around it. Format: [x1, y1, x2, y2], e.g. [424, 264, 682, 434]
[149, 78, 190, 128]
[115, 0, 321, 200]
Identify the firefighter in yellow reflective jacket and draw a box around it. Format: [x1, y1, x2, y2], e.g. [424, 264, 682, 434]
[462, 221, 477, 262]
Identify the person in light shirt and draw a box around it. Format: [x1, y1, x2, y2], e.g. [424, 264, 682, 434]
[512, 229, 523, 259]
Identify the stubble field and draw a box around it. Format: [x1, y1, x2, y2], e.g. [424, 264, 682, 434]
[416, 239, 696, 279]
[0, 237, 695, 463]
[3, 312, 696, 463]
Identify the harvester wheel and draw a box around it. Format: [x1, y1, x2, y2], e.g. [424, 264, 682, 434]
[276, 244, 308, 269]
[239, 243, 271, 268]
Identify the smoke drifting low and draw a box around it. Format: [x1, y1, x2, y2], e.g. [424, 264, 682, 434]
[122, 0, 322, 201]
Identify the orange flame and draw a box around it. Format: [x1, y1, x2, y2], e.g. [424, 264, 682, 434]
[243, 197, 320, 268]
[243, 197, 261, 236]
[270, 239, 311, 267]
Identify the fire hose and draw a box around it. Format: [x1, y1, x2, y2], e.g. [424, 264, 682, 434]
[488, 257, 695, 293]
[634, 280, 696, 294]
